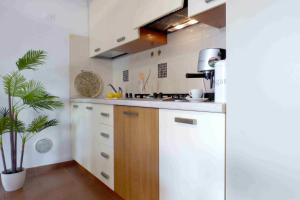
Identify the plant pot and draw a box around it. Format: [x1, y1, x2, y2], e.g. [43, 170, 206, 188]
[1, 170, 26, 192]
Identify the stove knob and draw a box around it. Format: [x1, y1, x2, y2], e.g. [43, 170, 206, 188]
[158, 93, 163, 99]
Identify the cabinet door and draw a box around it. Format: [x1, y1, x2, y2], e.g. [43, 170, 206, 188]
[89, 0, 139, 57]
[89, 0, 113, 57]
[188, 0, 225, 17]
[159, 109, 225, 200]
[114, 106, 159, 200]
[134, 0, 184, 28]
[71, 103, 93, 169]
[71, 103, 82, 164]
[109, 0, 139, 49]
[82, 104, 95, 172]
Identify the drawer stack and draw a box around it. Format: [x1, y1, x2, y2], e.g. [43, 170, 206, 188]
[91, 104, 114, 190]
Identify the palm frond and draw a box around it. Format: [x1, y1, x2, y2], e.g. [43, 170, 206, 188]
[12, 118, 26, 133]
[16, 50, 46, 71]
[0, 108, 10, 135]
[18, 80, 46, 99]
[27, 115, 58, 134]
[3, 71, 26, 96]
[22, 92, 63, 111]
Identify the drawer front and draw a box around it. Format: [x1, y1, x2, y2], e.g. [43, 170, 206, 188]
[93, 143, 114, 190]
[94, 124, 114, 147]
[93, 104, 114, 126]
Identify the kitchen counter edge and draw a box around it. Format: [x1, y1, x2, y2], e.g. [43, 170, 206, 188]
[70, 98, 226, 113]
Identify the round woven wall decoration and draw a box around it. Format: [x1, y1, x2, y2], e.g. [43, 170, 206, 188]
[74, 70, 103, 98]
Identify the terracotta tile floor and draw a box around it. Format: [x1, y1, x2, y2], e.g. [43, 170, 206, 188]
[0, 162, 123, 200]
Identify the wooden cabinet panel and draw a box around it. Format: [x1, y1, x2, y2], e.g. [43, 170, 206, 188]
[114, 106, 159, 200]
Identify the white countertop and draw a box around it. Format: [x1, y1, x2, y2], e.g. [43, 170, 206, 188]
[71, 98, 226, 113]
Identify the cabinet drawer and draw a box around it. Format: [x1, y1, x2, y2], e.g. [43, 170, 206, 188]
[92, 144, 114, 190]
[93, 104, 113, 126]
[94, 124, 113, 147]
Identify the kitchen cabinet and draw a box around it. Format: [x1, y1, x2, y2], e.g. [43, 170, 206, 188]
[71, 103, 114, 190]
[159, 109, 225, 200]
[188, 0, 225, 17]
[89, 0, 139, 57]
[90, 104, 114, 190]
[89, 0, 167, 58]
[114, 106, 159, 200]
[70, 103, 94, 171]
[133, 0, 184, 28]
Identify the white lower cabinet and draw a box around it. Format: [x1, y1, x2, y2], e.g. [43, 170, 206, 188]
[71, 103, 94, 171]
[159, 109, 225, 200]
[71, 103, 114, 190]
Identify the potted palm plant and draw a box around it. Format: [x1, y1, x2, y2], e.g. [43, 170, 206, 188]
[0, 50, 63, 192]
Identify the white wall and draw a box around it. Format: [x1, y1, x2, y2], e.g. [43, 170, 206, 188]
[69, 35, 113, 98]
[0, 0, 88, 169]
[227, 0, 300, 199]
[113, 23, 226, 94]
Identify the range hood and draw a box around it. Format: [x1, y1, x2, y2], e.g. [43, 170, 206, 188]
[96, 1, 225, 59]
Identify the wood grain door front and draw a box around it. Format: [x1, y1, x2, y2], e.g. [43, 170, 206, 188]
[114, 106, 159, 200]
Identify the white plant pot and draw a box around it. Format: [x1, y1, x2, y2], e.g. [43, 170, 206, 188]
[1, 170, 26, 192]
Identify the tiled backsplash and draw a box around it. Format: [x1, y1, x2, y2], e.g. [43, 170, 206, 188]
[112, 23, 226, 94]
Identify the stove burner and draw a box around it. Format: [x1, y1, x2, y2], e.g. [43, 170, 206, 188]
[127, 93, 189, 100]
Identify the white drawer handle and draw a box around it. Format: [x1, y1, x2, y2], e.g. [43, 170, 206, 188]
[117, 36, 126, 43]
[100, 152, 110, 159]
[86, 106, 93, 110]
[174, 117, 197, 125]
[205, 0, 215, 3]
[100, 132, 109, 138]
[101, 171, 110, 180]
[100, 112, 109, 117]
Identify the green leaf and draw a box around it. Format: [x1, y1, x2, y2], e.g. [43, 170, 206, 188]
[3, 71, 26, 96]
[16, 50, 46, 71]
[22, 92, 63, 111]
[18, 80, 46, 99]
[0, 108, 9, 135]
[27, 116, 58, 133]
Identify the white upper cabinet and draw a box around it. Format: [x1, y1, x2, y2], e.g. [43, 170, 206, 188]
[133, 0, 184, 28]
[89, 0, 139, 57]
[188, 0, 225, 17]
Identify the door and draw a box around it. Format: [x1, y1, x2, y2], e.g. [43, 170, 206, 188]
[114, 106, 159, 200]
[159, 109, 225, 200]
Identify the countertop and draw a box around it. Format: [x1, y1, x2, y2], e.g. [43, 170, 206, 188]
[71, 98, 226, 113]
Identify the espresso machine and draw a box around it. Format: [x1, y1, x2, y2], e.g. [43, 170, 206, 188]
[186, 48, 226, 101]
